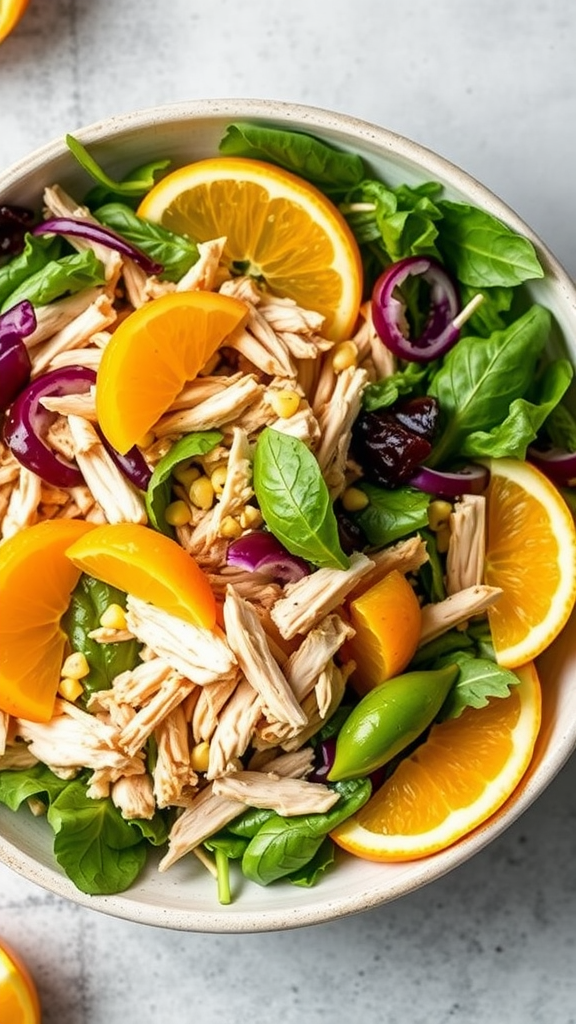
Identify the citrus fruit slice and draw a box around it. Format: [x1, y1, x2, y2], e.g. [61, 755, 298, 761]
[346, 569, 422, 696]
[96, 290, 248, 454]
[65, 522, 216, 629]
[137, 156, 363, 340]
[0, 0, 29, 44]
[0, 519, 95, 721]
[0, 940, 41, 1024]
[330, 661, 541, 861]
[482, 457, 576, 668]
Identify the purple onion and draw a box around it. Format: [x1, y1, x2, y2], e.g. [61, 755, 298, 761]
[309, 737, 337, 782]
[371, 256, 461, 363]
[253, 550, 310, 585]
[527, 446, 576, 487]
[97, 427, 152, 491]
[32, 216, 163, 275]
[409, 463, 490, 497]
[226, 530, 310, 584]
[0, 300, 35, 411]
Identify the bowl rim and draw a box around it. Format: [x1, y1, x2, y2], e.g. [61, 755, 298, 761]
[1, 97, 576, 932]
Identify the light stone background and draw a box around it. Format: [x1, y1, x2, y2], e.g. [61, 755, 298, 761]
[1, 2, 576, 1022]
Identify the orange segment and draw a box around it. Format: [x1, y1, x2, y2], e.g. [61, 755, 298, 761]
[346, 570, 422, 696]
[137, 156, 363, 341]
[331, 661, 541, 861]
[95, 290, 248, 454]
[482, 458, 576, 667]
[0, 941, 41, 1024]
[0, 519, 95, 721]
[65, 522, 216, 629]
[0, 0, 29, 44]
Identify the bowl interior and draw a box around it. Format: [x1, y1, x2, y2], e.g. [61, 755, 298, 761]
[1, 98, 576, 932]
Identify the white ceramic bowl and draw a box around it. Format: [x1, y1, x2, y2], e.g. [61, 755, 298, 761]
[1, 98, 576, 933]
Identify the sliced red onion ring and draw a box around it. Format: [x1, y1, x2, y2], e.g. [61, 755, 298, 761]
[253, 550, 310, 585]
[371, 256, 482, 363]
[0, 300, 35, 411]
[32, 216, 163, 275]
[309, 736, 337, 782]
[527, 446, 576, 487]
[226, 530, 310, 583]
[409, 463, 490, 497]
[97, 428, 153, 491]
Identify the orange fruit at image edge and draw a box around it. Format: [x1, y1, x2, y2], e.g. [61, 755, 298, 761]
[346, 569, 422, 696]
[0, 0, 29, 44]
[331, 661, 541, 862]
[0, 940, 41, 1024]
[0, 519, 95, 722]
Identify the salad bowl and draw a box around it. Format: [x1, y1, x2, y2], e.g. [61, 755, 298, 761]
[1, 98, 576, 933]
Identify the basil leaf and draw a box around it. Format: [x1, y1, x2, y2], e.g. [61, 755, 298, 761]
[353, 484, 430, 548]
[437, 656, 520, 721]
[437, 200, 544, 287]
[145, 430, 223, 536]
[0, 233, 61, 307]
[427, 305, 552, 466]
[94, 203, 199, 282]
[1, 248, 106, 312]
[66, 134, 170, 199]
[219, 123, 365, 193]
[253, 428, 349, 569]
[61, 574, 141, 700]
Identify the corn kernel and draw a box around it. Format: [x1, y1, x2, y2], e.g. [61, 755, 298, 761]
[239, 505, 263, 529]
[173, 464, 201, 488]
[210, 465, 228, 494]
[164, 499, 192, 527]
[435, 525, 451, 553]
[61, 651, 90, 680]
[341, 486, 369, 512]
[190, 741, 210, 773]
[100, 603, 127, 630]
[268, 389, 301, 419]
[427, 500, 453, 532]
[189, 475, 215, 510]
[332, 341, 357, 372]
[58, 677, 84, 702]
[219, 515, 243, 539]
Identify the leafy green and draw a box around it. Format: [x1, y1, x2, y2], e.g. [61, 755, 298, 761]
[253, 428, 349, 569]
[543, 401, 576, 451]
[0, 233, 61, 307]
[288, 836, 335, 887]
[219, 122, 365, 193]
[227, 806, 276, 839]
[436, 200, 544, 287]
[345, 178, 443, 261]
[417, 528, 446, 603]
[94, 203, 199, 282]
[353, 484, 430, 548]
[145, 430, 223, 536]
[459, 283, 516, 336]
[436, 654, 520, 721]
[66, 134, 171, 206]
[61, 575, 141, 700]
[1, 248, 106, 312]
[362, 361, 432, 411]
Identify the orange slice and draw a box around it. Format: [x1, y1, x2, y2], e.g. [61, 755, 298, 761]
[0, 0, 29, 44]
[331, 661, 541, 861]
[137, 156, 363, 341]
[95, 290, 248, 454]
[0, 941, 41, 1024]
[482, 458, 576, 667]
[346, 569, 422, 696]
[65, 522, 216, 629]
[0, 519, 95, 721]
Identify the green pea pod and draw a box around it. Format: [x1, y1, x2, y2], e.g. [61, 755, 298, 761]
[328, 664, 459, 782]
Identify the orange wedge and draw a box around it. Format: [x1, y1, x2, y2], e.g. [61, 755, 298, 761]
[331, 661, 541, 861]
[96, 290, 248, 454]
[137, 156, 363, 340]
[0, 0, 29, 44]
[0, 519, 95, 721]
[65, 522, 216, 629]
[346, 569, 422, 696]
[0, 941, 41, 1024]
[482, 458, 576, 667]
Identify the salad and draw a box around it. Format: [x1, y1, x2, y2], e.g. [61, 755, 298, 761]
[0, 122, 575, 904]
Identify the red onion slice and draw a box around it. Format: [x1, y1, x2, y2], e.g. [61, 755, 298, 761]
[227, 530, 310, 583]
[253, 550, 310, 585]
[527, 446, 576, 487]
[32, 216, 163, 276]
[0, 300, 35, 411]
[409, 463, 489, 497]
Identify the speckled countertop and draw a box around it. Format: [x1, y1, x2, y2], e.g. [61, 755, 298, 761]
[1, 3, 576, 1022]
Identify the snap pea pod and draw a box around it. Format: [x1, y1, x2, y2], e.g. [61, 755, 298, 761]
[328, 664, 459, 782]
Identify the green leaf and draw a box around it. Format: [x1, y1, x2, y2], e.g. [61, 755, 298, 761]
[417, 528, 446, 603]
[362, 361, 431, 412]
[66, 134, 170, 200]
[204, 831, 248, 859]
[227, 806, 276, 839]
[543, 401, 576, 452]
[0, 762, 70, 811]
[345, 178, 443, 261]
[94, 203, 199, 282]
[253, 428, 349, 569]
[2, 248, 106, 312]
[437, 200, 544, 287]
[0, 233, 61, 307]
[353, 484, 430, 548]
[145, 430, 223, 536]
[437, 655, 520, 721]
[459, 283, 515, 336]
[288, 836, 335, 887]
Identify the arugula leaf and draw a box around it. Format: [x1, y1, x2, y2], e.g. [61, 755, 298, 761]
[437, 200, 544, 287]
[253, 428, 349, 569]
[94, 203, 199, 282]
[353, 484, 430, 548]
[219, 123, 365, 193]
[0, 233, 61, 307]
[362, 361, 431, 412]
[1, 248, 106, 312]
[145, 430, 223, 536]
[66, 134, 170, 202]
[437, 655, 520, 721]
[61, 575, 141, 700]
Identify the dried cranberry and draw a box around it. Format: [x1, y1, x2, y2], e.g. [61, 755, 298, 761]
[336, 510, 367, 554]
[351, 411, 432, 488]
[0, 205, 35, 256]
[393, 396, 439, 440]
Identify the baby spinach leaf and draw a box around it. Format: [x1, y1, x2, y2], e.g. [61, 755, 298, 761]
[94, 203, 199, 282]
[219, 123, 365, 193]
[436, 655, 520, 721]
[362, 361, 431, 412]
[204, 832, 249, 859]
[458, 283, 515, 336]
[61, 574, 141, 700]
[437, 200, 544, 287]
[2, 248, 106, 312]
[227, 806, 276, 839]
[145, 430, 223, 536]
[0, 762, 69, 811]
[0, 233, 61, 307]
[66, 134, 170, 201]
[353, 483, 430, 548]
[288, 836, 335, 888]
[253, 428, 349, 569]
[345, 178, 443, 259]
[543, 401, 576, 451]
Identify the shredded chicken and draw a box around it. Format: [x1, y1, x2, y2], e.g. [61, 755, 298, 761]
[31, 294, 117, 377]
[284, 613, 354, 702]
[212, 771, 339, 815]
[270, 551, 374, 639]
[67, 414, 147, 524]
[111, 773, 156, 820]
[1, 467, 42, 539]
[446, 494, 486, 594]
[205, 677, 262, 780]
[315, 365, 369, 496]
[419, 585, 503, 645]
[155, 373, 263, 437]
